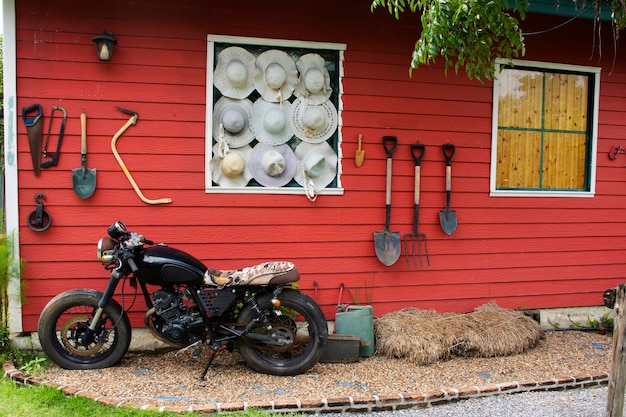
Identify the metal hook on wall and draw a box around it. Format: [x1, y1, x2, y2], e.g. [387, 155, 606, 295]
[609, 145, 626, 160]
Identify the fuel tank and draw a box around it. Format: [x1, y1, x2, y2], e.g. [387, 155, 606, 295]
[137, 245, 206, 285]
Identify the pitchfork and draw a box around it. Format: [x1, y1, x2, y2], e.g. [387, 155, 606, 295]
[404, 143, 430, 268]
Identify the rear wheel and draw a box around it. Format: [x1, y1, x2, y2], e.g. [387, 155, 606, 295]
[37, 289, 131, 370]
[236, 288, 328, 376]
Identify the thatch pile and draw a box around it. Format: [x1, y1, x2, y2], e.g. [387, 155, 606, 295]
[374, 302, 544, 365]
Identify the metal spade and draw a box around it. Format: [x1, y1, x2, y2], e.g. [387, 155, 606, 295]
[374, 136, 401, 266]
[72, 112, 97, 199]
[439, 143, 457, 235]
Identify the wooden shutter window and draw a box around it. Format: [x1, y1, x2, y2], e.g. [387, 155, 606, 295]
[496, 68, 589, 191]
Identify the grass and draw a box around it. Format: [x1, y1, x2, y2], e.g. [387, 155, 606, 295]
[0, 377, 188, 416]
[0, 377, 288, 417]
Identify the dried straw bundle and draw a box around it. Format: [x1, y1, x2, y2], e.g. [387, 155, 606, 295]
[374, 302, 543, 365]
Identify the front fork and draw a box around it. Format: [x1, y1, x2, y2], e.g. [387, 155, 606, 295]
[88, 277, 121, 331]
[89, 258, 137, 331]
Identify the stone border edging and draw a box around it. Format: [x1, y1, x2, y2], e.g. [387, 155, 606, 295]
[3, 362, 610, 414]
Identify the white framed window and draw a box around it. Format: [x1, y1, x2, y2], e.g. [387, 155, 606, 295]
[205, 35, 346, 197]
[490, 60, 600, 197]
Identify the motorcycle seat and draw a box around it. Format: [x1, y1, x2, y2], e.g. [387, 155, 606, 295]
[203, 261, 299, 287]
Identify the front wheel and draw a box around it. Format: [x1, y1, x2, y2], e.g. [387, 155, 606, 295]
[236, 288, 328, 376]
[37, 289, 131, 370]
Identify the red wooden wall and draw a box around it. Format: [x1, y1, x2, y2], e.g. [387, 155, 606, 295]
[13, 0, 626, 331]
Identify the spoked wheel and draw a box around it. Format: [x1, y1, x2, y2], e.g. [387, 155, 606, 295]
[236, 288, 328, 376]
[37, 289, 131, 370]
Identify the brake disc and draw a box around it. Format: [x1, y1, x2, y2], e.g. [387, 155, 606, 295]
[60, 316, 104, 357]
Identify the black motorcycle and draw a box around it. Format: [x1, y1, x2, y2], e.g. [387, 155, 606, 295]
[37, 221, 328, 379]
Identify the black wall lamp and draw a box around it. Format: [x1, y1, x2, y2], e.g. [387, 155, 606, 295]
[92, 31, 117, 62]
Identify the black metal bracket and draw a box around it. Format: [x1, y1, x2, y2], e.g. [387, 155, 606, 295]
[27, 193, 52, 232]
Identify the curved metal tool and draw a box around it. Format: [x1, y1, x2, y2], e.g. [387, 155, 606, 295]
[41, 105, 67, 169]
[27, 193, 52, 232]
[111, 107, 172, 205]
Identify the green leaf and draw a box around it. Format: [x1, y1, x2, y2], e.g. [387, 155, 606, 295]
[370, 0, 546, 80]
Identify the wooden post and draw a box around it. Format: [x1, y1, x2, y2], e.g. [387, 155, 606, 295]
[607, 283, 626, 417]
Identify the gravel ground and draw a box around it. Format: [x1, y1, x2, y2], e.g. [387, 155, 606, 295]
[331, 386, 610, 417]
[38, 330, 613, 412]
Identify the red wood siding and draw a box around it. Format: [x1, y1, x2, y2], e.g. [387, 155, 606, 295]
[13, 0, 626, 331]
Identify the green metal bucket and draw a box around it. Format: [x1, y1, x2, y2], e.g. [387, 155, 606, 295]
[335, 305, 375, 356]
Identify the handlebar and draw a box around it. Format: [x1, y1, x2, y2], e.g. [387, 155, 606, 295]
[127, 257, 139, 273]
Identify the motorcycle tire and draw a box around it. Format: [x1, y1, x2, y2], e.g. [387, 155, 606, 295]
[236, 288, 328, 376]
[37, 289, 131, 370]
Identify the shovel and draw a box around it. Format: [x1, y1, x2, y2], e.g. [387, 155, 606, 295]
[439, 143, 457, 235]
[72, 112, 97, 199]
[374, 136, 401, 266]
[355, 134, 365, 167]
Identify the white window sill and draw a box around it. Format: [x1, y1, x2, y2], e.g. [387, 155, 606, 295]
[490, 190, 594, 198]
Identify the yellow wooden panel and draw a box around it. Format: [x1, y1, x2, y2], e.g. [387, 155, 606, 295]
[542, 132, 586, 189]
[497, 69, 543, 129]
[544, 73, 588, 131]
[496, 130, 541, 188]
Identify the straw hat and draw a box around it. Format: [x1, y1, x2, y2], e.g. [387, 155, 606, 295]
[289, 96, 338, 143]
[248, 143, 296, 187]
[212, 97, 254, 148]
[253, 49, 298, 103]
[294, 141, 337, 190]
[251, 99, 293, 145]
[294, 53, 332, 105]
[213, 46, 256, 99]
[209, 144, 253, 187]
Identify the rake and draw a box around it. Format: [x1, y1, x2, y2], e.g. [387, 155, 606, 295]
[404, 143, 430, 268]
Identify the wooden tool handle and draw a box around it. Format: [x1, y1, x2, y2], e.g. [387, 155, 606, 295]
[386, 157, 392, 206]
[80, 112, 87, 155]
[414, 165, 421, 205]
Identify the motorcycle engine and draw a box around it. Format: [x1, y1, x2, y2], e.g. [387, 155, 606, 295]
[149, 290, 203, 345]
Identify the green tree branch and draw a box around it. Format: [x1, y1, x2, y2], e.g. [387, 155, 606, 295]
[371, 0, 625, 81]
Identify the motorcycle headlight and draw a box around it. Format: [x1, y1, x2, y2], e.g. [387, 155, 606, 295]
[97, 237, 116, 263]
[107, 221, 127, 239]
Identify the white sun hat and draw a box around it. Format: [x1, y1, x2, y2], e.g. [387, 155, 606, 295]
[213, 46, 256, 99]
[251, 98, 294, 145]
[253, 49, 298, 104]
[209, 144, 253, 187]
[294, 53, 332, 105]
[248, 143, 296, 188]
[289, 96, 338, 144]
[294, 141, 338, 191]
[212, 97, 254, 148]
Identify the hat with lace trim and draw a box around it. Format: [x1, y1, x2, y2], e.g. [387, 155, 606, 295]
[213, 46, 256, 99]
[294, 141, 337, 191]
[248, 143, 296, 187]
[289, 96, 338, 144]
[251, 98, 294, 145]
[253, 49, 298, 104]
[212, 97, 254, 148]
[294, 53, 332, 105]
[209, 143, 253, 188]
